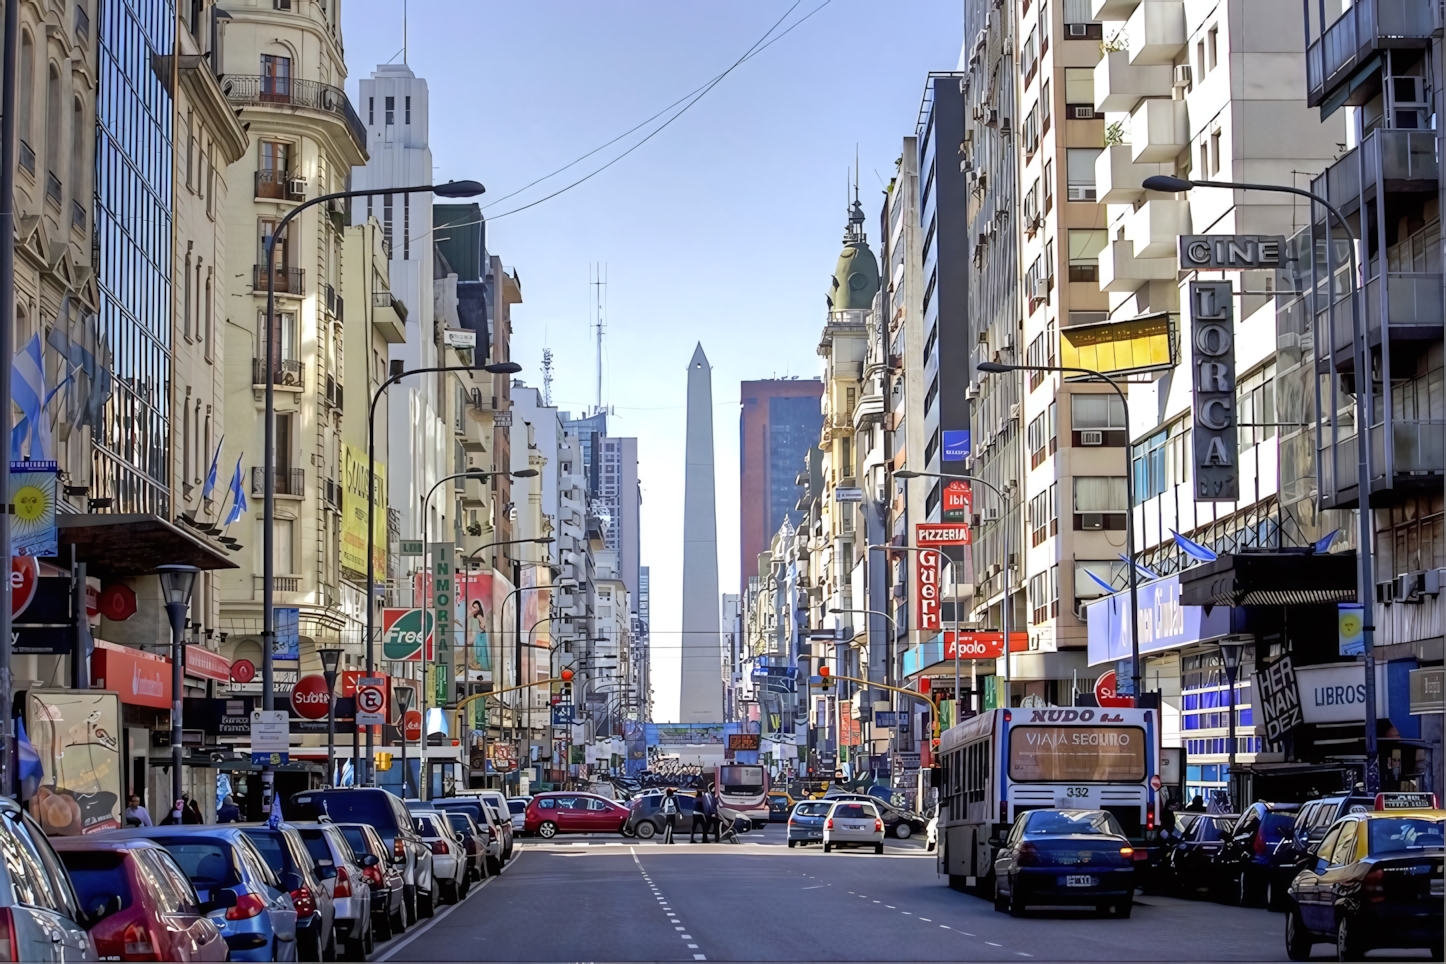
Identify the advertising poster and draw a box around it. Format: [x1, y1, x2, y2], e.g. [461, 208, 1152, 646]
[341, 444, 387, 575]
[273, 607, 300, 660]
[26, 689, 122, 835]
[382, 608, 433, 661]
[10, 461, 57, 558]
[458, 571, 494, 679]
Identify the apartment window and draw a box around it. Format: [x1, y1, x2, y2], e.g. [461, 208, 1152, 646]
[405, 95, 412, 124]
[44, 65, 60, 188]
[1207, 25, 1218, 72]
[204, 269, 214, 361]
[1025, 324, 1057, 392]
[1042, 158, 1053, 211]
[1023, 181, 1040, 229]
[182, 253, 193, 339]
[1040, 79, 1051, 132]
[1199, 140, 1210, 177]
[1210, 129, 1222, 176]
[260, 54, 291, 99]
[1066, 148, 1100, 201]
[1023, 104, 1040, 156]
[1237, 362, 1277, 447]
[1039, 0, 1050, 49]
[1021, 26, 1038, 82]
[1068, 229, 1106, 282]
[1029, 566, 1059, 625]
[384, 95, 395, 126]
[840, 436, 852, 477]
[257, 519, 295, 574]
[1074, 560, 1127, 603]
[1028, 484, 1058, 546]
[185, 110, 194, 190]
[1072, 476, 1127, 530]
[1064, 67, 1094, 110]
[382, 193, 393, 251]
[1133, 429, 1167, 503]
[1196, 39, 1206, 80]
[368, 96, 374, 125]
[1165, 420, 1192, 487]
[1027, 402, 1058, 466]
[182, 392, 191, 484]
[1071, 394, 1126, 434]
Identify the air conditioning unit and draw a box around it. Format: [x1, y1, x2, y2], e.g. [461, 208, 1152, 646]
[1000, 115, 1012, 133]
[982, 507, 1001, 522]
[1067, 185, 1098, 201]
[287, 178, 307, 198]
[1068, 22, 1088, 37]
[1080, 513, 1105, 530]
[1375, 580, 1397, 604]
[1427, 569, 1444, 596]
[1173, 65, 1193, 88]
[1071, 105, 1097, 120]
[1277, 332, 1300, 350]
[1397, 571, 1428, 602]
[1080, 430, 1104, 446]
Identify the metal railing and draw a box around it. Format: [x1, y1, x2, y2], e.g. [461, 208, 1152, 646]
[251, 357, 305, 386]
[221, 74, 367, 152]
[1372, 420, 1446, 477]
[252, 264, 305, 296]
[372, 290, 394, 308]
[1307, 0, 1438, 103]
[255, 169, 305, 201]
[251, 466, 306, 496]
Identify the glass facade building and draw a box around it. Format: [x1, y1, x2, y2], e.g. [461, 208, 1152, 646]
[93, 0, 174, 514]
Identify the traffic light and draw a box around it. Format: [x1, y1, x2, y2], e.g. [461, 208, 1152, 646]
[375, 752, 394, 771]
[819, 666, 832, 691]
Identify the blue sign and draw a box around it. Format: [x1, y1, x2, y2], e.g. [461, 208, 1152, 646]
[273, 607, 300, 660]
[252, 752, 289, 766]
[1084, 575, 1237, 666]
[551, 704, 574, 725]
[873, 711, 900, 727]
[942, 430, 971, 461]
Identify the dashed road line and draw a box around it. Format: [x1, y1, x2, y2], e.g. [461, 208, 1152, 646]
[631, 846, 707, 961]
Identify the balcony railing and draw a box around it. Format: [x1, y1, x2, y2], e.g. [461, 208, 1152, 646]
[372, 290, 394, 308]
[1373, 420, 1446, 478]
[1307, 0, 1438, 106]
[255, 169, 305, 201]
[221, 74, 367, 152]
[1365, 127, 1439, 186]
[251, 467, 306, 496]
[252, 264, 305, 296]
[251, 357, 305, 387]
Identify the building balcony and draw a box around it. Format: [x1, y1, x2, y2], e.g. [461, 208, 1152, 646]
[252, 357, 305, 387]
[1130, 97, 1188, 163]
[1094, 49, 1173, 113]
[255, 169, 305, 201]
[1372, 420, 1445, 481]
[1092, 0, 1139, 20]
[250, 467, 305, 497]
[1096, 144, 1171, 203]
[252, 264, 305, 296]
[1306, 0, 1437, 107]
[1126, 197, 1190, 258]
[221, 75, 367, 154]
[1098, 237, 1176, 292]
[1318, 273, 1444, 361]
[1362, 127, 1439, 191]
[1126, 0, 1186, 65]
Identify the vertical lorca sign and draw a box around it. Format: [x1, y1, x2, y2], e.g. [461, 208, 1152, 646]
[1190, 281, 1238, 501]
[915, 548, 942, 633]
[430, 543, 454, 705]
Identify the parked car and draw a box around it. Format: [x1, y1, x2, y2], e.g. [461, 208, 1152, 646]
[1285, 807, 1444, 961]
[786, 800, 830, 847]
[819, 791, 927, 839]
[443, 812, 487, 883]
[238, 824, 335, 961]
[766, 792, 796, 823]
[625, 791, 696, 839]
[411, 810, 468, 904]
[56, 837, 216, 962]
[505, 798, 530, 834]
[992, 809, 1137, 918]
[1213, 802, 1301, 909]
[428, 796, 513, 862]
[292, 823, 373, 961]
[822, 800, 885, 854]
[109, 826, 298, 962]
[335, 823, 406, 941]
[288, 788, 436, 924]
[1287, 793, 1376, 867]
[527, 792, 632, 838]
[1162, 814, 1238, 898]
[469, 803, 508, 875]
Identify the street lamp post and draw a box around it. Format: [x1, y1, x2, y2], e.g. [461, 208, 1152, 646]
[895, 470, 1015, 710]
[260, 178, 484, 802]
[318, 647, 342, 786]
[157, 564, 199, 817]
[1142, 173, 1380, 792]
[1218, 638, 1245, 811]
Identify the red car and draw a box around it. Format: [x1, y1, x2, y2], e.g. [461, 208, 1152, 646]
[52, 836, 228, 962]
[524, 793, 630, 838]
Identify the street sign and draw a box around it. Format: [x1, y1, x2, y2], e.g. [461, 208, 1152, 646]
[400, 540, 424, 556]
[290, 675, 331, 720]
[1178, 234, 1284, 270]
[915, 523, 971, 547]
[834, 486, 863, 503]
[355, 678, 386, 726]
[1093, 671, 1134, 708]
[251, 752, 288, 766]
[402, 710, 423, 743]
[250, 710, 289, 753]
[551, 704, 574, 725]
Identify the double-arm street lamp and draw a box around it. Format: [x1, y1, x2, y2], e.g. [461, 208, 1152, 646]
[1141, 173, 1379, 792]
[258, 178, 485, 804]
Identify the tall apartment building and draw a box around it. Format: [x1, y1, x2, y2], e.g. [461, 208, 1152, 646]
[738, 378, 824, 591]
[560, 411, 641, 605]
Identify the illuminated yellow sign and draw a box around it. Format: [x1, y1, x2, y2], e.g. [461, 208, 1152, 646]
[342, 443, 387, 576]
[1060, 313, 1176, 375]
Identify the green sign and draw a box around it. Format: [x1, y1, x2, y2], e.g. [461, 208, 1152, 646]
[430, 543, 454, 705]
[382, 609, 433, 661]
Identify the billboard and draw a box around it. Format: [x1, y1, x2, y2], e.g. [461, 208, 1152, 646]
[382, 608, 433, 662]
[458, 571, 495, 679]
[26, 689, 122, 835]
[10, 461, 57, 558]
[341, 444, 386, 575]
[1060, 312, 1175, 376]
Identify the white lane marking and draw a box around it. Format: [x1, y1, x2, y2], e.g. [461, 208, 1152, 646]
[801, 885, 824, 890]
[694, 956, 706, 961]
[986, 942, 1002, 947]
[675, 926, 685, 931]
[919, 917, 931, 922]
[688, 945, 698, 949]
[372, 849, 518, 963]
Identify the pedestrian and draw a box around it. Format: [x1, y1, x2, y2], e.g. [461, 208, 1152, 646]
[688, 788, 710, 843]
[124, 794, 152, 827]
[184, 798, 205, 824]
[160, 797, 185, 826]
[1185, 795, 1206, 812]
[216, 795, 241, 823]
[659, 786, 680, 844]
[701, 785, 721, 843]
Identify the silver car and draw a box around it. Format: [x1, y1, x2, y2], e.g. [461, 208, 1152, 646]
[294, 823, 373, 961]
[412, 811, 467, 905]
[822, 801, 885, 854]
[506, 797, 530, 834]
[0, 799, 97, 961]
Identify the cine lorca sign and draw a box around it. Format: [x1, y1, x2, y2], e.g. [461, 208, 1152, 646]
[1190, 282, 1238, 501]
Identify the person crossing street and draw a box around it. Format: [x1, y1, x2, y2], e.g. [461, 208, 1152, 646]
[659, 786, 680, 844]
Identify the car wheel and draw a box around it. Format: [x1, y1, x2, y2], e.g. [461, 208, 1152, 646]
[300, 925, 321, 962]
[635, 821, 656, 839]
[538, 821, 558, 839]
[441, 879, 458, 905]
[787, 839, 796, 848]
[894, 823, 912, 840]
[374, 909, 393, 943]
[1336, 915, 1366, 962]
[1111, 899, 1133, 919]
[1237, 870, 1263, 908]
[993, 879, 1009, 912]
[1007, 879, 1026, 917]
[874, 842, 884, 855]
[487, 855, 502, 876]
[391, 901, 407, 937]
[1285, 908, 1313, 962]
[343, 934, 367, 963]
[419, 881, 436, 919]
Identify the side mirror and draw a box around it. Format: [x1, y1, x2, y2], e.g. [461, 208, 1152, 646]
[361, 854, 380, 868]
[202, 889, 239, 913]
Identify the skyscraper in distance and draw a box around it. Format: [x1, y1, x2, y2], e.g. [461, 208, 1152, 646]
[679, 344, 723, 722]
[739, 379, 824, 590]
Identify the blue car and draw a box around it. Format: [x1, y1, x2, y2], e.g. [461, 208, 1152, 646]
[992, 809, 1138, 917]
[787, 801, 831, 847]
[101, 826, 299, 962]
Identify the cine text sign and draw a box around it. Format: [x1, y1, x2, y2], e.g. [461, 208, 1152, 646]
[1179, 235, 1285, 270]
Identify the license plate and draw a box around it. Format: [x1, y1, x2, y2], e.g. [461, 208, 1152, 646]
[847, 824, 864, 831]
[1064, 875, 1097, 888]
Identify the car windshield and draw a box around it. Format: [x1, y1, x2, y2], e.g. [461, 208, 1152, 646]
[1024, 811, 1124, 836]
[1368, 818, 1446, 854]
[156, 841, 237, 888]
[1196, 817, 1236, 841]
[795, 803, 829, 816]
[416, 816, 444, 838]
[1261, 812, 1298, 839]
[58, 851, 133, 913]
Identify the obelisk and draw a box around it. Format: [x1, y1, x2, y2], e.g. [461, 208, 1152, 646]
[679, 343, 723, 722]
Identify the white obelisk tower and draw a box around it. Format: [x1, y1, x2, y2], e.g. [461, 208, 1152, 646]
[679, 344, 723, 722]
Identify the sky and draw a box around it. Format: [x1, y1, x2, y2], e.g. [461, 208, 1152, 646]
[342, 0, 961, 722]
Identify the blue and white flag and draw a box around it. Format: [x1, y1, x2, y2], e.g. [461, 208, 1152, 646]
[223, 456, 248, 525]
[267, 792, 283, 829]
[1117, 553, 1159, 580]
[1314, 528, 1341, 553]
[201, 437, 224, 501]
[1170, 529, 1219, 563]
[1083, 568, 1119, 595]
[10, 335, 50, 461]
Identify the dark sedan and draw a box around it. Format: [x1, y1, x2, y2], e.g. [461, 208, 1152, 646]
[993, 810, 1137, 918]
[1213, 801, 1300, 909]
[1286, 810, 1443, 961]
[1164, 814, 1238, 898]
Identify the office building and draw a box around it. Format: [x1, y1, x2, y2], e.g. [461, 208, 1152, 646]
[739, 378, 823, 593]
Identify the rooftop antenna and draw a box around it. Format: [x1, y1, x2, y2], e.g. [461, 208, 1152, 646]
[541, 346, 555, 407]
[591, 263, 607, 414]
[403, 0, 408, 64]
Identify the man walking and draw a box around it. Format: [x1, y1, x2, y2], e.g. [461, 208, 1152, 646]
[659, 787, 680, 844]
[689, 786, 711, 843]
[700, 786, 721, 843]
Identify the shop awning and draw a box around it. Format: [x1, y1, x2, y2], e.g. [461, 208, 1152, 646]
[1178, 551, 1357, 607]
[59, 513, 237, 577]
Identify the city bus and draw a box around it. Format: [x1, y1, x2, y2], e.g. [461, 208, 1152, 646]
[713, 764, 771, 828]
[936, 707, 1162, 890]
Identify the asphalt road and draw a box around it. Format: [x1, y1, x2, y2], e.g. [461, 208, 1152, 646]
[367, 825, 1395, 962]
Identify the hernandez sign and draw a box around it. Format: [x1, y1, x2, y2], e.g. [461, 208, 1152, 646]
[1254, 656, 1303, 743]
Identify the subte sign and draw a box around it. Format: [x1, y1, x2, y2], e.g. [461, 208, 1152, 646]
[1190, 281, 1238, 501]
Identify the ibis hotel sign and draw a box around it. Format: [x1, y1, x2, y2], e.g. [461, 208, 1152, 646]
[1190, 282, 1238, 502]
[1179, 235, 1284, 270]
